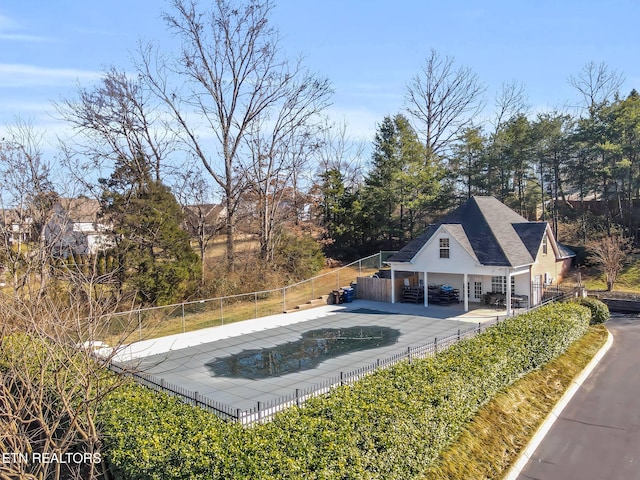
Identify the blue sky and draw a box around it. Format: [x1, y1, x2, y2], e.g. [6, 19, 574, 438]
[1, 0, 639, 149]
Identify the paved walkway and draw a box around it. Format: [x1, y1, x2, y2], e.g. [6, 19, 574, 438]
[518, 315, 640, 480]
[123, 300, 505, 411]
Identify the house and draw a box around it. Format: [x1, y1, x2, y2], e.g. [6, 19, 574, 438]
[0, 208, 32, 245]
[182, 203, 226, 237]
[44, 198, 113, 257]
[385, 196, 575, 315]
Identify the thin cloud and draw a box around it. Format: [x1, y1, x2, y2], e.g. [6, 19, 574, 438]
[0, 14, 49, 42]
[0, 64, 102, 87]
[0, 32, 50, 42]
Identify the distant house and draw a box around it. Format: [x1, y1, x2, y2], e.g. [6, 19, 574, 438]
[44, 198, 113, 257]
[182, 204, 226, 237]
[385, 196, 575, 315]
[0, 208, 32, 245]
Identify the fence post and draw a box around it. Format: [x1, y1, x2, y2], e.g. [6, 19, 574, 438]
[407, 346, 412, 364]
[478, 322, 481, 334]
[283, 288, 286, 312]
[236, 408, 241, 423]
[257, 401, 262, 421]
[434, 337, 438, 354]
[194, 391, 200, 406]
[296, 388, 301, 407]
[457, 329, 460, 341]
[340, 371, 344, 386]
[379, 251, 382, 269]
[312, 278, 315, 300]
[220, 298, 224, 325]
[182, 303, 185, 333]
[255, 292, 258, 319]
[138, 310, 142, 340]
[160, 378, 165, 389]
[359, 259, 362, 275]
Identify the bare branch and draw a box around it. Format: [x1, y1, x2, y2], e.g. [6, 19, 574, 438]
[405, 49, 487, 163]
[568, 61, 625, 116]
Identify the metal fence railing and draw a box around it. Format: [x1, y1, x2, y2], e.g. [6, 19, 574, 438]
[94, 251, 396, 345]
[110, 317, 499, 426]
[106, 281, 577, 426]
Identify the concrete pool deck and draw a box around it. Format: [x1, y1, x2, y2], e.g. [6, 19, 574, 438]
[111, 299, 508, 362]
[118, 300, 509, 411]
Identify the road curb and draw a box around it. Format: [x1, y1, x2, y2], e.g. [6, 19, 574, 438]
[503, 327, 614, 480]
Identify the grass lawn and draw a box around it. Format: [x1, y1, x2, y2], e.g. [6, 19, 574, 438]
[96, 259, 379, 345]
[578, 258, 640, 293]
[422, 324, 608, 479]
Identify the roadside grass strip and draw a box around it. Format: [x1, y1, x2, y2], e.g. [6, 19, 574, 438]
[422, 324, 608, 479]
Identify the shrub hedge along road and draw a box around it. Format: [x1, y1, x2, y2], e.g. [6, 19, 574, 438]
[98, 302, 592, 479]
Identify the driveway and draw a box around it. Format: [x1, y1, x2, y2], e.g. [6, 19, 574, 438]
[128, 300, 491, 411]
[518, 315, 640, 480]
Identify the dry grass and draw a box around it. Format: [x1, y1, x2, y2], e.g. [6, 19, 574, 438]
[422, 324, 608, 479]
[572, 262, 640, 293]
[96, 262, 379, 345]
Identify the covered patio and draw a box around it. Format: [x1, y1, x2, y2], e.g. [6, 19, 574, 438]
[387, 267, 531, 316]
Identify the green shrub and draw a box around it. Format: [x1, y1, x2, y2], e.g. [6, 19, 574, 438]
[99, 302, 590, 479]
[573, 296, 610, 324]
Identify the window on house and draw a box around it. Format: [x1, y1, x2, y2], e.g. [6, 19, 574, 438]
[542, 235, 548, 255]
[491, 276, 506, 293]
[439, 238, 450, 258]
[474, 281, 482, 299]
[491, 276, 515, 294]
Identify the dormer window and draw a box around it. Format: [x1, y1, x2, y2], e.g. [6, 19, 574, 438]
[439, 238, 450, 258]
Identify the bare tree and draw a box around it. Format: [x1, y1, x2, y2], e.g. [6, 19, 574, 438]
[173, 168, 224, 284]
[315, 118, 366, 189]
[568, 61, 625, 116]
[56, 67, 176, 192]
[490, 80, 529, 136]
[241, 73, 331, 260]
[0, 122, 58, 299]
[405, 49, 486, 164]
[588, 235, 631, 291]
[136, 0, 326, 272]
[0, 258, 140, 480]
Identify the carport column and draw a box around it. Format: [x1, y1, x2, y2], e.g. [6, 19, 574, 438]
[506, 269, 512, 316]
[463, 273, 468, 312]
[390, 267, 395, 304]
[423, 271, 428, 307]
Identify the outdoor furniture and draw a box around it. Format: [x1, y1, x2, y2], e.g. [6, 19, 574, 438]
[427, 285, 459, 305]
[330, 289, 344, 304]
[484, 292, 528, 309]
[402, 285, 424, 303]
[511, 294, 528, 308]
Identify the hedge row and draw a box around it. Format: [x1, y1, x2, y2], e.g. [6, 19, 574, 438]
[99, 302, 591, 479]
[572, 296, 610, 324]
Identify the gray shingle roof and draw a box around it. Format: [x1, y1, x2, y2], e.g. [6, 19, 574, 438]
[387, 196, 554, 267]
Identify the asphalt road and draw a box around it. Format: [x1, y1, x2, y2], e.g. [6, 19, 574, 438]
[519, 315, 640, 480]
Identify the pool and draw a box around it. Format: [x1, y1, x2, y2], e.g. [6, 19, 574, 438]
[205, 325, 401, 379]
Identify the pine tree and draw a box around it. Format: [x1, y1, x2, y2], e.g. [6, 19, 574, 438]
[100, 162, 200, 305]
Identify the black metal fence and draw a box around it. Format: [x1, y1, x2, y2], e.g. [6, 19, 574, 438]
[108, 285, 577, 426]
[108, 320, 496, 426]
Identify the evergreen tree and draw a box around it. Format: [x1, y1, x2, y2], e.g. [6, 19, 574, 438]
[361, 114, 439, 249]
[449, 126, 487, 200]
[318, 168, 364, 259]
[101, 163, 200, 305]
